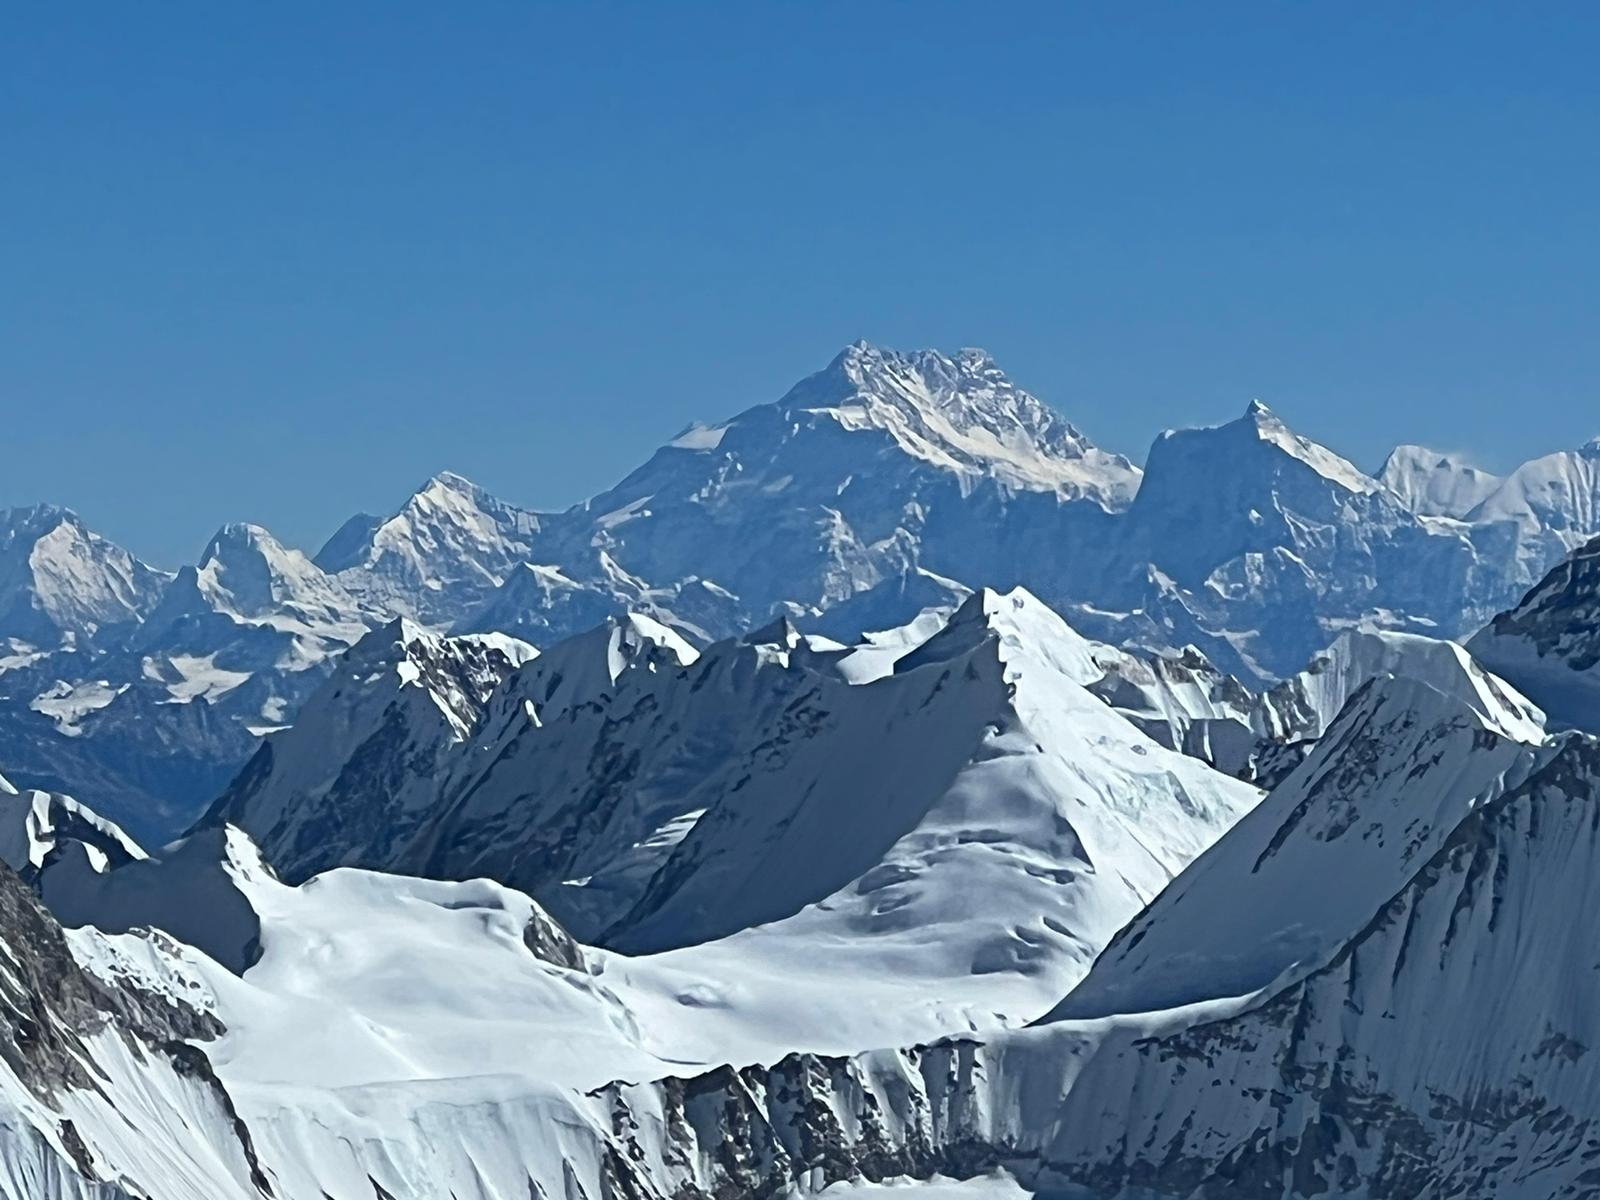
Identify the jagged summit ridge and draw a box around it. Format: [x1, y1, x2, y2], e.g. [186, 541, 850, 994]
[793, 340, 1143, 503]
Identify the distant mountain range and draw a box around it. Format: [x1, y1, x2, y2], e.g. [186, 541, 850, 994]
[1, 347, 1600, 1196]
[2, 343, 1596, 841]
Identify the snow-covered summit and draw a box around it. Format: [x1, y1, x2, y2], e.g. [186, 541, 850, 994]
[201, 587, 1258, 998]
[0, 503, 170, 645]
[1048, 668, 1551, 1022]
[1146, 400, 1382, 501]
[1466, 439, 1600, 548]
[1378, 443, 1503, 517]
[782, 341, 1143, 503]
[145, 521, 373, 641]
[315, 470, 546, 621]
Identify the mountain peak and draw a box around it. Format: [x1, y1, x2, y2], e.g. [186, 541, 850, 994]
[419, 470, 482, 496]
[1378, 444, 1503, 518]
[314, 471, 544, 621]
[1216, 400, 1380, 495]
[893, 585, 1102, 684]
[0, 502, 78, 536]
[202, 521, 284, 558]
[0, 504, 169, 644]
[786, 343, 1141, 505]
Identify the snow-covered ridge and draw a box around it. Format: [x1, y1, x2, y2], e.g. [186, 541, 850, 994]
[0, 588, 1592, 1197]
[793, 342, 1143, 504]
[0, 778, 146, 882]
[1254, 625, 1547, 746]
[576, 688, 1600, 1200]
[198, 588, 1259, 990]
[4, 340, 1600, 846]
[1378, 443, 1504, 517]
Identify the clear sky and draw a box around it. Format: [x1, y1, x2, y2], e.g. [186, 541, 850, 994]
[6, 3, 1600, 566]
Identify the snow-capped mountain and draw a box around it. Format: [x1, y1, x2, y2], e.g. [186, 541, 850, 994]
[0, 522, 387, 843]
[141, 522, 373, 644]
[0, 506, 169, 648]
[1100, 401, 1489, 681]
[12, 343, 1600, 1197]
[574, 675, 1600, 1200]
[0, 580, 1593, 1197]
[314, 470, 545, 621]
[198, 619, 535, 876]
[4, 344, 1598, 846]
[1051, 667, 1551, 1022]
[1469, 534, 1600, 733]
[1378, 443, 1503, 517]
[524, 342, 1140, 630]
[1252, 625, 1548, 746]
[1467, 437, 1600, 553]
[199, 589, 1259, 971]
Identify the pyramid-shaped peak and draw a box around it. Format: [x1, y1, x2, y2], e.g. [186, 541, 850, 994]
[1153, 399, 1381, 497]
[894, 585, 1102, 683]
[201, 521, 289, 559]
[775, 343, 1142, 507]
[415, 470, 487, 499]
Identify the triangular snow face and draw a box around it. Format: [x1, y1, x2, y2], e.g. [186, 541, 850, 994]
[1048, 670, 1547, 1022]
[1254, 626, 1547, 746]
[786, 341, 1143, 503]
[315, 471, 546, 622]
[0, 504, 170, 646]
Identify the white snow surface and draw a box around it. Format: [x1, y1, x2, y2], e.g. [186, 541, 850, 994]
[1378, 443, 1504, 518]
[1047, 671, 1549, 1021]
[803, 343, 1143, 504]
[207, 588, 1260, 981]
[1253, 626, 1548, 746]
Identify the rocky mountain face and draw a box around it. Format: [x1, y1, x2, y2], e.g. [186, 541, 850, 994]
[0, 839, 273, 1200]
[1468, 534, 1600, 734]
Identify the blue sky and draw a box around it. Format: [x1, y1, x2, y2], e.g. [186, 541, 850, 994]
[6, 3, 1600, 566]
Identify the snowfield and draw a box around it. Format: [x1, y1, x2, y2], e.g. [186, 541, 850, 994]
[0, 342, 1596, 1196]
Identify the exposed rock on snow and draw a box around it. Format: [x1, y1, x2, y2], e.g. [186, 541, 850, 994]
[1469, 535, 1600, 733]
